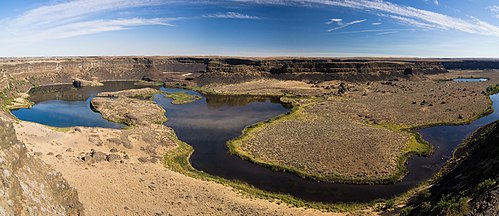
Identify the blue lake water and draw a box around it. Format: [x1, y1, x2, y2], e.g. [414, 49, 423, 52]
[453, 78, 488, 82]
[11, 81, 146, 128]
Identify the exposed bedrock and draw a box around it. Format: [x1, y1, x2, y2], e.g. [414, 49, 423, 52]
[198, 59, 448, 85]
[0, 112, 84, 215]
[406, 120, 499, 215]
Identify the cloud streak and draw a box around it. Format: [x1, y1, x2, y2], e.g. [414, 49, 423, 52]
[491, 5, 499, 18]
[233, 0, 499, 37]
[327, 28, 418, 35]
[326, 19, 366, 32]
[203, 12, 261, 19]
[325, 18, 343, 25]
[0, 0, 175, 41]
[26, 18, 175, 41]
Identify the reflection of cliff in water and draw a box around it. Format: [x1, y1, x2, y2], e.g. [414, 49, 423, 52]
[28, 81, 152, 103]
[204, 94, 290, 108]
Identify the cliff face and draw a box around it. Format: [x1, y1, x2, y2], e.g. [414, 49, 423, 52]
[3, 57, 499, 90]
[405, 121, 499, 216]
[1, 57, 451, 90]
[0, 64, 84, 215]
[0, 112, 84, 215]
[199, 58, 448, 85]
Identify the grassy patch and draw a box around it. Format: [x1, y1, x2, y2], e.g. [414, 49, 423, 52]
[164, 92, 201, 104]
[416, 193, 470, 216]
[129, 93, 156, 101]
[476, 179, 496, 193]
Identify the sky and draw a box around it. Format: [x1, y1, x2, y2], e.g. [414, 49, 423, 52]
[0, 0, 498, 57]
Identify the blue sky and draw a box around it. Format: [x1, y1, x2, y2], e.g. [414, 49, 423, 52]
[0, 0, 498, 57]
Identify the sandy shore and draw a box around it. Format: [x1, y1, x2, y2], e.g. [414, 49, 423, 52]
[14, 121, 350, 216]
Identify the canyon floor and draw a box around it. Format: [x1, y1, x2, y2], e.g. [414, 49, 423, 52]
[2, 56, 498, 215]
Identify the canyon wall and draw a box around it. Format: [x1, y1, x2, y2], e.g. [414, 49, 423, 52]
[0, 57, 452, 92]
[3, 57, 498, 90]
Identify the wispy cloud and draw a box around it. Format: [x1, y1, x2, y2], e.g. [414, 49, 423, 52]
[203, 12, 261, 19]
[326, 19, 366, 32]
[490, 5, 499, 18]
[234, 0, 499, 37]
[380, 14, 441, 30]
[0, 0, 175, 42]
[376, 31, 398, 35]
[371, 22, 382, 25]
[24, 18, 175, 41]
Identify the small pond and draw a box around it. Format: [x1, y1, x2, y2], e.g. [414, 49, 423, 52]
[453, 78, 488, 82]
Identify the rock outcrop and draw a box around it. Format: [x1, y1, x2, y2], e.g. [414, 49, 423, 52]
[405, 120, 499, 215]
[0, 112, 84, 215]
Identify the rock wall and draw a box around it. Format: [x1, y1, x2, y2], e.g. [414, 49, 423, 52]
[0, 112, 84, 215]
[1, 57, 450, 91]
[406, 120, 499, 215]
[198, 58, 447, 85]
[4, 57, 499, 90]
[442, 60, 499, 70]
[0, 63, 84, 215]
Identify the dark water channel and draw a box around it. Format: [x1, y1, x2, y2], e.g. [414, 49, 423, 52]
[11, 81, 499, 203]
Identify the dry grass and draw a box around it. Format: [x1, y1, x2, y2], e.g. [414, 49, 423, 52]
[336, 73, 497, 127]
[232, 98, 410, 183]
[207, 78, 322, 96]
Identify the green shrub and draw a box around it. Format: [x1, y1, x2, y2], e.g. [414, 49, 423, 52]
[486, 84, 499, 95]
[477, 179, 496, 193]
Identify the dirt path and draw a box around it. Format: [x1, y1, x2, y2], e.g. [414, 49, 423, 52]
[14, 122, 350, 216]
